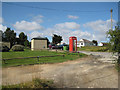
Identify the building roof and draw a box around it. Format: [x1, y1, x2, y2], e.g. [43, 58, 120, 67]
[78, 39, 92, 43]
[82, 39, 92, 43]
[101, 42, 109, 46]
[31, 36, 48, 40]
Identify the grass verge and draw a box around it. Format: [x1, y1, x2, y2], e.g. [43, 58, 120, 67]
[2, 78, 54, 88]
[2, 49, 87, 67]
[77, 46, 109, 52]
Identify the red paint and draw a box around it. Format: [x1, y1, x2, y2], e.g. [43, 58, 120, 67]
[69, 36, 77, 52]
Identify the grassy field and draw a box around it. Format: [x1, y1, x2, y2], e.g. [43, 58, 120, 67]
[77, 46, 109, 52]
[2, 78, 54, 88]
[2, 49, 86, 67]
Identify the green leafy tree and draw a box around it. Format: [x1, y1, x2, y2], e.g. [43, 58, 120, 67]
[92, 40, 98, 46]
[19, 32, 27, 46]
[24, 40, 29, 47]
[46, 37, 50, 47]
[107, 24, 120, 64]
[4, 27, 16, 48]
[0, 30, 4, 41]
[52, 34, 62, 44]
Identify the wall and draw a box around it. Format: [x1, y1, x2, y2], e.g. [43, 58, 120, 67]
[31, 39, 47, 51]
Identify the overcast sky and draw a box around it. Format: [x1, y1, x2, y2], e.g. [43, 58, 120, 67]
[1, 2, 118, 44]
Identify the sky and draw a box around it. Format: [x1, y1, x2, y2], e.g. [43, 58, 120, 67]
[0, 2, 119, 44]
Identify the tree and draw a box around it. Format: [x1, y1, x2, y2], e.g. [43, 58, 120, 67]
[0, 30, 4, 41]
[19, 32, 27, 46]
[4, 27, 16, 48]
[107, 24, 120, 65]
[45, 37, 50, 47]
[92, 40, 98, 46]
[52, 34, 62, 44]
[24, 40, 29, 47]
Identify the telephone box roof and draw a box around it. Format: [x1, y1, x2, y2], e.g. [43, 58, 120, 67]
[69, 36, 77, 38]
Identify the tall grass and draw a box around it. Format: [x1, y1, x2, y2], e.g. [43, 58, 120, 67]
[2, 78, 54, 88]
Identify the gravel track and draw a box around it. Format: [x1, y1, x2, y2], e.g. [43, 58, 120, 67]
[2, 52, 118, 88]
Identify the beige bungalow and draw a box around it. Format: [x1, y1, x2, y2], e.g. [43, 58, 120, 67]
[31, 36, 47, 51]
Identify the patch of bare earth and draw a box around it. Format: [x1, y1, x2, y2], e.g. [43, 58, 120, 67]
[2, 56, 118, 88]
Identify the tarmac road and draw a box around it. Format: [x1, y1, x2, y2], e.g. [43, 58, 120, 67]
[2, 52, 118, 88]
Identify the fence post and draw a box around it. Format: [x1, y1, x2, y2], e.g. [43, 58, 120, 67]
[37, 56, 39, 62]
[78, 52, 80, 57]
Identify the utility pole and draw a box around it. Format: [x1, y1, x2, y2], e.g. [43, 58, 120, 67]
[110, 9, 113, 30]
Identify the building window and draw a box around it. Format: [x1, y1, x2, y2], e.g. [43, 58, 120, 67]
[81, 43, 83, 45]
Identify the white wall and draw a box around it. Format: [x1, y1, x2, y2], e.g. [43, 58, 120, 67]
[98, 42, 103, 46]
[77, 39, 94, 47]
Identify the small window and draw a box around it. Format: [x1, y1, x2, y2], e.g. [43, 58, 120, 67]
[81, 43, 83, 45]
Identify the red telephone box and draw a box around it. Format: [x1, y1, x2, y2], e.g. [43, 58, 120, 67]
[69, 36, 77, 52]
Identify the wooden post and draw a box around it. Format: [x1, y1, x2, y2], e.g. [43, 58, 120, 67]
[78, 52, 80, 57]
[37, 56, 39, 62]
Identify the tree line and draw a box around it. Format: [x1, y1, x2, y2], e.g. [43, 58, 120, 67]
[0, 27, 62, 49]
[1, 27, 30, 48]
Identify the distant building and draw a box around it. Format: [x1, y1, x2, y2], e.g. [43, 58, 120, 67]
[99, 42, 109, 46]
[77, 39, 94, 47]
[31, 36, 48, 51]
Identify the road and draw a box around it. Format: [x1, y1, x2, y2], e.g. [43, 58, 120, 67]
[2, 51, 118, 88]
[78, 51, 118, 63]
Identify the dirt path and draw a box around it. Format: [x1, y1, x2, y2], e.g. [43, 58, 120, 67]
[2, 55, 118, 88]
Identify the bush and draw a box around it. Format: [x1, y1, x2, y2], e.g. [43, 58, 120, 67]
[11, 45, 24, 51]
[24, 46, 30, 49]
[0, 45, 10, 52]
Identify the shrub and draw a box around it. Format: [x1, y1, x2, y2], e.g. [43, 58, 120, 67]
[0, 45, 10, 52]
[24, 46, 30, 49]
[11, 45, 24, 51]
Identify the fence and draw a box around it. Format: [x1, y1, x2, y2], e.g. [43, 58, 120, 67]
[2, 55, 65, 64]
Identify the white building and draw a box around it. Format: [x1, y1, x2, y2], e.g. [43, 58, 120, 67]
[77, 39, 94, 47]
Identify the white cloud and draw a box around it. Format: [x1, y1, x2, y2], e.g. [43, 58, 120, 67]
[38, 22, 93, 43]
[29, 31, 44, 39]
[13, 20, 44, 31]
[32, 15, 44, 23]
[54, 22, 80, 30]
[22, 19, 116, 43]
[68, 15, 79, 19]
[29, 21, 93, 43]
[83, 19, 116, 32]
[0, 24, 7, 32]
[0, 17, 4, 24]
[83, 19, 116, 42]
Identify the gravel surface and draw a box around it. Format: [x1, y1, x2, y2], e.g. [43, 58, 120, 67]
[78, 51, 118, 63]
[2, 52, 118, 88]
